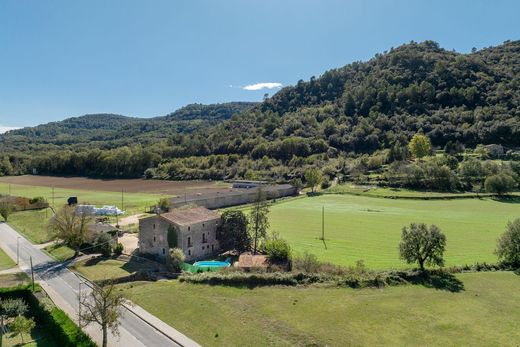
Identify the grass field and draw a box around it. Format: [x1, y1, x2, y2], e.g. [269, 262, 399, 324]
[0, 273, 29, 288]
[43, 243, 75, 261]
[326, 183, 520, 199]
[73, 257, 161, 281]
[0, 247, 15, 271]
[119, 272, 520, 346]
[261, 194, 520, 268]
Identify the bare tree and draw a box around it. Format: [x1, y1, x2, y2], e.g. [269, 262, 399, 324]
[79, 281, 126, 347]
[48, 205, 93, 257]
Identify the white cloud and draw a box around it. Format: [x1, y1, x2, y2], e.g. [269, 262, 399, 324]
[0, 125, 20, 134]
[242, 82, 283, 91]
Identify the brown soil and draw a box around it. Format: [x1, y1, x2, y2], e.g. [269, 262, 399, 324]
[0, 175, 230, 195]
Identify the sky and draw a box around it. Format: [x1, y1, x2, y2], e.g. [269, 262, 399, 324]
[0, 0, 519, 130]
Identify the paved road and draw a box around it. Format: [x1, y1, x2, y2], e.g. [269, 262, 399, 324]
[0, 222, 199, 347]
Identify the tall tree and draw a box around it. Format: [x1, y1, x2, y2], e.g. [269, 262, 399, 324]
[217, 210, 250, 253]
[408, 134, 432, 159]
[11, 316, 35, 344]
[399, 223, 446, 271]
[496, 218, 520, 266]
[249, 188, 270, 254]
[79, 282, 126, 347]
[304, 168, 323, 193]
[48, 206, 94, 257]
[0, 202, 13, 222]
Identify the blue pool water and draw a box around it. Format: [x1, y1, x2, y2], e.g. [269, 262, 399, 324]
[193, 261, 231, 268]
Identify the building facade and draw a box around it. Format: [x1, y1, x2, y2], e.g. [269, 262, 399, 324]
[138, 206, 221, 262]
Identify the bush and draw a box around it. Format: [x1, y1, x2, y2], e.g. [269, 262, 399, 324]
[158, 198, 171, 212]
[484, 174, 516, 195]
[168, 248, 185, 272]
[114, 243, 124, 255]
[29, 196, 46, 204]
[264, 238, 291, 262]
[496, 218, 520, 267]
[93, 233, 113, 257]
[292, 252, 320, 273]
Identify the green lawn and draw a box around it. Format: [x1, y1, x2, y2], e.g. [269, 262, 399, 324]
[0, 247, 15, 271]
[1, 182, 163, 244]
[73, 257, 162, 281]
[44, 243, 75, 261]
[263, 194, 520, 268]
[1, 327, 56, 347]
[326, 183, 520, 199]
[0, 273, 29, 288]
[119, 272, 520, 346]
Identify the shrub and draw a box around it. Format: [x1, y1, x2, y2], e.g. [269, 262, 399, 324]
[168, 248, 185, 272]
[264, 238, 291, 262]
[496, 218, 520, 267]
[158, 198, 171, 212]
[114, 243, 124, 256]
[292, 252, 320, 273]
[484, 174, 516, 195]
[94, 233, 113, 257]
[29, 196, 46, 204]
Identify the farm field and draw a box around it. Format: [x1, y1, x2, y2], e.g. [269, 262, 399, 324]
[0, 247, 15, 271]
[0, 175, 230, 195]
[264, 194, 520, 268]
[119, 272, 520, 347]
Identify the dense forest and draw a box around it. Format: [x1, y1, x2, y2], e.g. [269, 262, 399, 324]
[1, 40, 519, 191]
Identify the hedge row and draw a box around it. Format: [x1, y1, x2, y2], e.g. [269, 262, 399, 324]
[0, 285, 95, 347]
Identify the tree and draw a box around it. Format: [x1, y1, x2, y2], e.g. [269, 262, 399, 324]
[249, 188, 270, 254]
[408, 134, 432, 159]
[79, 282, 126, 347]
[496, 218, 520, 266]
[0, 298, 28, 333]
[167, 248, 185, 272]
[11, 316, 35, 344]
[157, 198, 171, 212]
[304, 168, 323, 193]
[399, 223, 446, 271]
[484, 174, 516, 195]
[48, 205, 94, 257]
[94, 233, 114, 257]
[264, 235, 291, 262]
[217, 210, 250, 253]
[0, 202, 14, 222]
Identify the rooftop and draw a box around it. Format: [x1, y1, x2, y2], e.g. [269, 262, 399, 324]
[160, 206, 220, 226]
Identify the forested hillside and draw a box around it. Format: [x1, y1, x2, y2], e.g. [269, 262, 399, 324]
[1, 40, 519, 189]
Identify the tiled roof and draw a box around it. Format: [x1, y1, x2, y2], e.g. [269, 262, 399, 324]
[160, 206, 220, 226]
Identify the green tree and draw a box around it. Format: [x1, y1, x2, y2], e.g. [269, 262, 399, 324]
[48, 206, 94, 257]
[79, 282, 126, 347]
[167, 248, 185, 272]
[94, 232, 114, 257]
[408, 134, 432, 159]
[249, 189, 270, 254]
[264, 235, 291, 262]
[0, 202, 14, 222]
[217, 210, 250, 253]
[399, 223, 446, 271]
[0, 298, 28, 333]
[496, 218, 520, 266]
[157, 198, 171, 212]
[484, 174, 516, 195]
[11, 316, 35, 344]
[304, 168, 323, 193]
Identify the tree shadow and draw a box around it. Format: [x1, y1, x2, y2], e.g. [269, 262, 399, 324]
[492, 195, 520, 204]
[409, 271, 465, 293]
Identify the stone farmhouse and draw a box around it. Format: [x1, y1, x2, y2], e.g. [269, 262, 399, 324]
[138, 206, 221, 262]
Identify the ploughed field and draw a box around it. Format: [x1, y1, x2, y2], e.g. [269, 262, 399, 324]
[266, 194, 520, 268]
[119, 272, 520, 347]
[0, 175, 230, 195]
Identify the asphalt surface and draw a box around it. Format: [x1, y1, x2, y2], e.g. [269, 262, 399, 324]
[0, 222, 189, 347]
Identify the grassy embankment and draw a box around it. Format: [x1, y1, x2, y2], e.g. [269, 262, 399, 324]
[119, 271, 520, 347]
[0, 247, 16, 271]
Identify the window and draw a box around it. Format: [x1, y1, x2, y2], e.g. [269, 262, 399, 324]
[188, 236, 192, 247]
[153, 223, 156, 230]
[162, 248, 165, 255]
[202, 223, 205, 228]
[153, 236, 156, 242]
[202, 246, 205, 250]
[188, 250, 191, 256]
[211, 244, 214, 252]
[202, 233, 206, 243]
[188, 226, 191, 231]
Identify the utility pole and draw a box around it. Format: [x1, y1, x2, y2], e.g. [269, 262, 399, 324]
[30, 256, 35, 291]
[321, 205, 325, 241]
[16, 237, 20, 265]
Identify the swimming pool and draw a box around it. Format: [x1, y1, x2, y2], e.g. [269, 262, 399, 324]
[193, 260, 231, 268]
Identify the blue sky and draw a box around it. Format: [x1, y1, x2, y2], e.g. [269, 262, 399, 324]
[0, 0, 519, 129]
